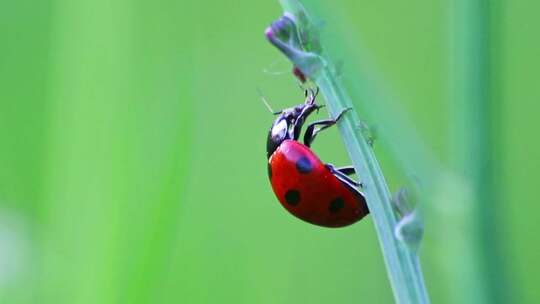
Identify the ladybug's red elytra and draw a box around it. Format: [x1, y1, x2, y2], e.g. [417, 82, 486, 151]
[266, 89, 369, 228]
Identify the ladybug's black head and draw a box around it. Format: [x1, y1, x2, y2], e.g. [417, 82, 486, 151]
[266, 89, 321, 158]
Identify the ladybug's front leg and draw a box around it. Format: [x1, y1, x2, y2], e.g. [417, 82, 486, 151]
[303, 108, 352, 147]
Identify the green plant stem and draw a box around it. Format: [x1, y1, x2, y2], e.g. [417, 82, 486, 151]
[318, 70, 429, 304]
[267, 1, 430, 303]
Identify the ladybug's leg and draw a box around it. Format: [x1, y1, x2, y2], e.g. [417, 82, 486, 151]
[336, 166, 355, 176]
[303, 119, 334, 147]
[336, 166, 363, 187]
[292, 94, 324, 140]
[303, 108, 352, 147]
[325, 164, 362, 187]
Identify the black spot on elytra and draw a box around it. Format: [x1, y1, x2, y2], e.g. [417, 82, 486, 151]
[284, 189, 301, 205]
[267, 163, 272, 179]
[328, 197, 345, 213]
[295, 156, 313, 174]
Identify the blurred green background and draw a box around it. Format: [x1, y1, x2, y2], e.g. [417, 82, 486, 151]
[0, 0, 538, 303]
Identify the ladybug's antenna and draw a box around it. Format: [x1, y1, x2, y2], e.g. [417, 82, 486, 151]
[257, 88, 282, 115]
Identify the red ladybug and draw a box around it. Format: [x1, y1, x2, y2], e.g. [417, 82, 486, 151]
[266, 89, 369, 227]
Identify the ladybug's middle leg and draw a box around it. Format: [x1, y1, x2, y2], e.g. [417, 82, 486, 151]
[336, 166, 363, 187]
[303, 108, 351, 147]
[325, 164, 363, 187]
[336, 166, 355, 176]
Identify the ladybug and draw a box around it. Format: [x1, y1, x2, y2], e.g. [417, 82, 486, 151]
[266, 89, 369, 227]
